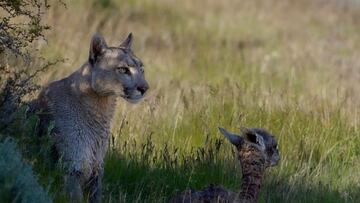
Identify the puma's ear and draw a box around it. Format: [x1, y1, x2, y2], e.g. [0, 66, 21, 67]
[119, 33, 133, 49]
[218, 127, 243, 146]
[89, 33, 107, 65]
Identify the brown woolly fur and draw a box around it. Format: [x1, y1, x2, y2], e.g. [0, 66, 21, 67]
[171, 127, 280, 203]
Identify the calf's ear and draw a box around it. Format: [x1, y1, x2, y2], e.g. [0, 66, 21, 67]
[242, 128, 266, 151]
[218, 127, 243, 147]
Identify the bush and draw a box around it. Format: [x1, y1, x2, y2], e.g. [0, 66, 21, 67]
[0, 0, 50, 56]
[0, 1, 64, 202]
[0, 0, 62, 131]
[0, 138, 52, 203]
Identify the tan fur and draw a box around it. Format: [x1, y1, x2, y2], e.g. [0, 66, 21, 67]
[29, 33, 148, 202]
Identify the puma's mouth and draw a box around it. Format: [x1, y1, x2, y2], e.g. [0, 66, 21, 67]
[122, 90, 145, 104]
[124, 95, 144, 104]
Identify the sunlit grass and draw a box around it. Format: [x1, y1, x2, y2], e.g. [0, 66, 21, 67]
[29, 0, 360, 202]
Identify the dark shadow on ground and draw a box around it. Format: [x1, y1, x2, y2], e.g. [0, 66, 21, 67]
[103, 147, 360, 203]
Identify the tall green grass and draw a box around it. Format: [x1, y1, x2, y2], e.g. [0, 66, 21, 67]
[102, 90, 360, 202]
[15, 0, 360, 202]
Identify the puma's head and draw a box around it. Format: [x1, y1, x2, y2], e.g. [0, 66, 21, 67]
[88, 33, 149, 103]
[219, 127, 280, 167]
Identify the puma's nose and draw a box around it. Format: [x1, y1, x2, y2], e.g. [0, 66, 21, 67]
[137, 84, 148, 95]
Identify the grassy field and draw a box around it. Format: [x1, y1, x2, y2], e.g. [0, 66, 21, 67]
[28, 0, 360, 202]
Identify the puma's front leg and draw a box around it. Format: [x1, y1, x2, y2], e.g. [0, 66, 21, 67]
[87, 169, 103, 203]
[65, 171, 84, 203]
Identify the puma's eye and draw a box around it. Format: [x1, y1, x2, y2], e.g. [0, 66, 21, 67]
[116, 66, 131, 75]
